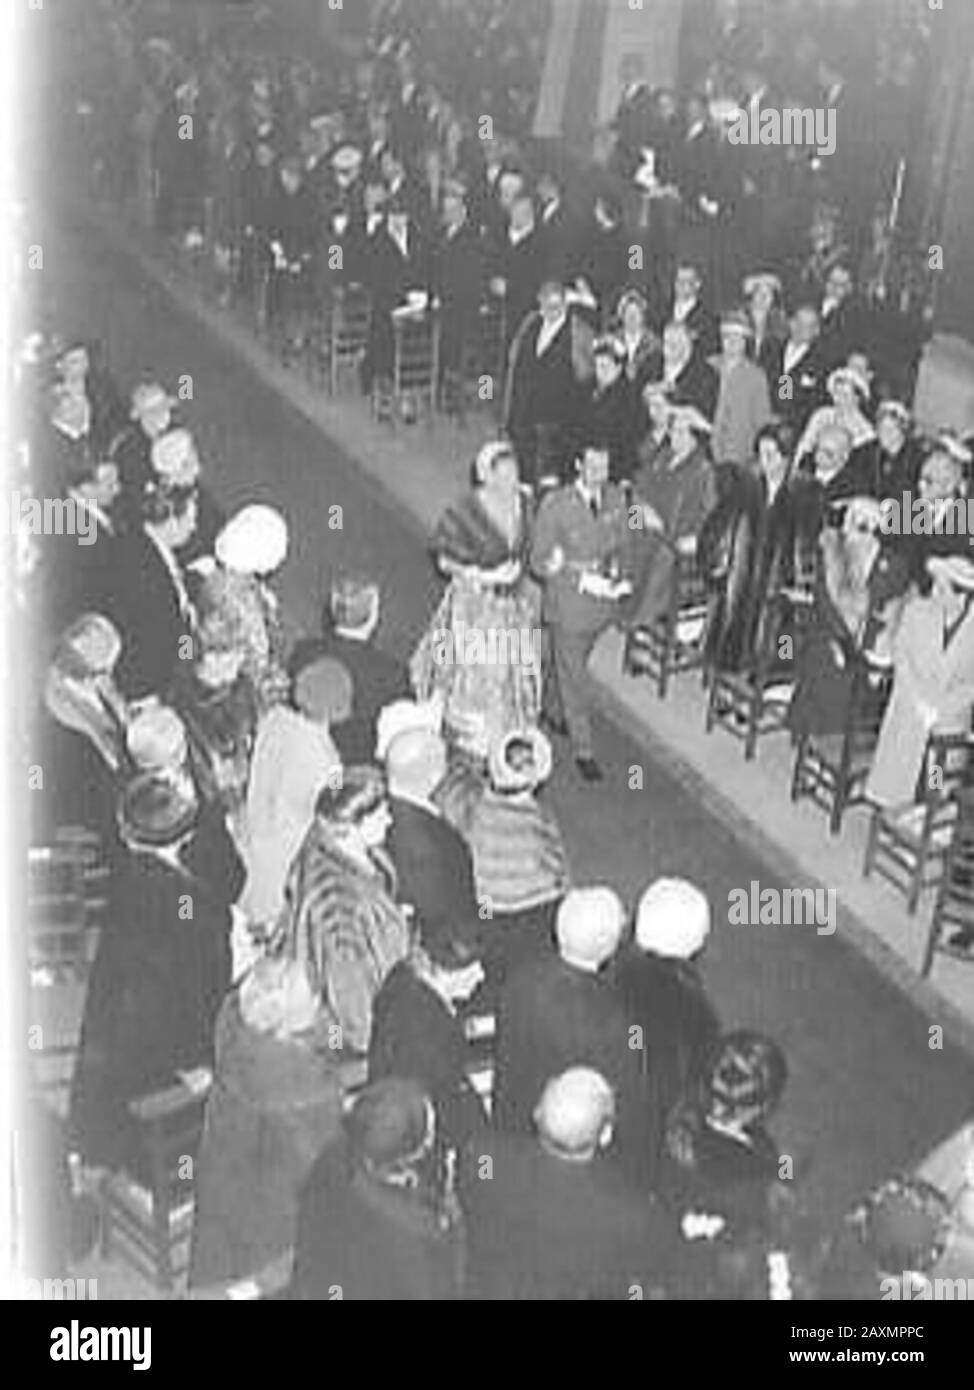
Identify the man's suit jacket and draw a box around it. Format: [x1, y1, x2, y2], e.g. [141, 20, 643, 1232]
[113, 528, 191, 700]
[493, 954, 641, 1135]
[766, 338, 827, 431]
[531, 482, 634, 635]
[368, 962, 485, 1147]
[431, 220, 485, 354]
[288, 632, 410, 764]
[460, 1130, 677, 1300]
[387, 796, 481, 948]
[710, 357, 774, 465]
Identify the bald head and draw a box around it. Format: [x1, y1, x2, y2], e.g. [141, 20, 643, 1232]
[556, 886, 625, 973]
[534, 1068, 615, 1160]
[385, 728, 448, 800]
[814, 424, 852, 480]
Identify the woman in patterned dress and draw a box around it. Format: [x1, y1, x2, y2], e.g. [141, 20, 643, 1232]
[410, 441, 542, 761]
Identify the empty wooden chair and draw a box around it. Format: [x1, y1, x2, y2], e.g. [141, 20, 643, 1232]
[864, 731, 973, 914]
[99, 1074, 212, 1295]
[623, 551, 710, 698]
[324, 283, 372, 397]
[922, 786, 974, 976]
[790, 660, 892, 836]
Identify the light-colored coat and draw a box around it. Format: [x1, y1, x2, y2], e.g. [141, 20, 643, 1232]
[867, 593, 974, 805]
[709, 356, 773, 466]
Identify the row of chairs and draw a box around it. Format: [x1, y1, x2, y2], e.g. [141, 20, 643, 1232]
[620, 555, 974, 978]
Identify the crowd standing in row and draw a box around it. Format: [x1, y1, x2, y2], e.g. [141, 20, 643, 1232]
[16, 0, 974, 1300]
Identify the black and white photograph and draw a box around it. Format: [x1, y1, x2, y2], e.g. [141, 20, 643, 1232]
[4, 0, 974, 1338]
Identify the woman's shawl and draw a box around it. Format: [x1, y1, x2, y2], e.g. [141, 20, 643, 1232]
[432, 489, 522, 571]
[278, 827, 410, 1055]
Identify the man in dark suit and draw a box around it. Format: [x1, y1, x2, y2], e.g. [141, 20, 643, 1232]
[431, 185, 485, 382]
[656, 262, 718, 357]
[493, 887, 642, 1137]
[817, 263, 869, 371]
[288, 576, 410, 764]
[489, 194, 543, 351]
[292, 1077, 462, 1301]
[767, 304, 827, 432]
[385, 728, 482, 952]
[534, 171, 574, 285]
[461, 1066, 677, 1299]
[368, 927, 486, 1150]
[116, 483, 199, 700]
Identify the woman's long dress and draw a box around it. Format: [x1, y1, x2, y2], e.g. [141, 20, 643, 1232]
[410, 488, 542, 760]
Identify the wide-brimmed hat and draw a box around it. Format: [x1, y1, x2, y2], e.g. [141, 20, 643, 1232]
[720, 308, 753, 336]
[117, 769, 198, 847]
[827, 365, 870, 401]
[876, 399, 911, 428]
[742, 271, 782, 298]
[332, 144, 363, 173]
[489, 727, 553, 793]
[669, 404, 713, 435]
[57, 612, 122, 676]
[927, 554, 974, 591]
[130, 381, 176, 420]
[937, 432, 974, 467]
[215, 504, 288, 575]
[150, 428, 199, 485]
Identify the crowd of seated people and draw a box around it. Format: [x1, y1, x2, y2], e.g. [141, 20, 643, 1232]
[19, 297, 974, 1295]
[17, 0, 974, 1298]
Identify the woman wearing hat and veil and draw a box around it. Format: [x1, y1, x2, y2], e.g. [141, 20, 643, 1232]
[410, 440, 541, 761]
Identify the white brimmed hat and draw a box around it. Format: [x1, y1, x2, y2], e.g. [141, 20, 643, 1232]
[215, 504, 288, 576]
[827, 365, 870, 401]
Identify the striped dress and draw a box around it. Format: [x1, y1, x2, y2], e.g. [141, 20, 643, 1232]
[278, 827, 411, 1055]
[468, 790, 570, 915]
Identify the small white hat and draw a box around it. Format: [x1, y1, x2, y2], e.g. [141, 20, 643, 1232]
[150, 428, 199, 485]
[635, 877, 711, 958]
[215, 504, 288, 576]
[375, 696, 443, 761]
[126, 704, 188, 771]
[556, 887, 625, 972]
[827, 365, 870, 401]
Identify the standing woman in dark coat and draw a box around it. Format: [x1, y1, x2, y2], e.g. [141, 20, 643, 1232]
[701, 420, 800, 677]
[612, 877, 720, 1186]
[68, 770, 242, 1175]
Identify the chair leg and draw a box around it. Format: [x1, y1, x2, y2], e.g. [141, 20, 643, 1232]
[829, 786, 845, 836]
[744, 694, 759, 761]
[906, 861, 922, 916]
[705, 679, 718, 733]
[790, 743, 806, 803]
[921, 906, 941, 977]
[863, 809, 880, 878]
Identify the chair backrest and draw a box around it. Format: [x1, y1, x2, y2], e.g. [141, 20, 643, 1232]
[919, 731, 973, 806]
[27, 845, 90, 976]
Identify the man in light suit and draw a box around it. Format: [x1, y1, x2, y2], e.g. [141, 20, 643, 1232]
[530, 442, 634, 780]
[709, 309, 773, 467]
